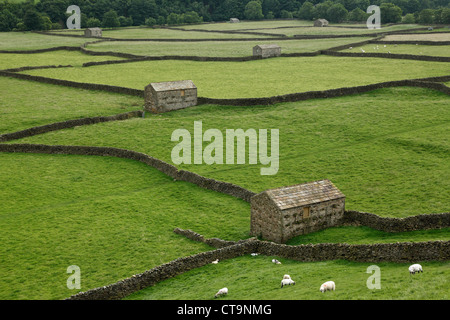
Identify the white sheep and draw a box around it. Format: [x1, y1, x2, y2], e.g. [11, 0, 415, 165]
[283, 274, 291, 280]
[214, 287, 228, 298]
[320, 281, 335, 292]
[281, 278, 295, 288]
[211, 259, 219, 264]
[409, 264, 423, 275]
[272, 259, 281, 264]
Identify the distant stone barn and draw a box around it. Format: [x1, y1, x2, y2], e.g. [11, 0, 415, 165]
[250, 179, 345, 243]
[230, 18, 240, 23]
[314, 19, 329, 27]
[84, 27, 102, 37]
[144, 80, 197, 114]
[253, 44, 281, 58]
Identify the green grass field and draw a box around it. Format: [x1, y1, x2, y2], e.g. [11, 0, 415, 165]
[11, 86, 450, 217]
[342, 44, 450, 57]
[0, 21, 448, 300]
[125, 256, 450, 300]
[85, 37, 373, 57]
[19, 56, 450, 98]
[0, 32, 88, 51]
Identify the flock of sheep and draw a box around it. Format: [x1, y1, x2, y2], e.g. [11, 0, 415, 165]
[212, 257, 424, 299]
[349, 44, 392, 54]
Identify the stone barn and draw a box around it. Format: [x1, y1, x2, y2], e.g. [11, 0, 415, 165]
[144, 80, 197, 114]
[230, 18, 240, 23]
[314, 19, 329, 27]
[253, 44, 281, 58]
[250, 179, 345, 243]
[84, 27, 102, 37]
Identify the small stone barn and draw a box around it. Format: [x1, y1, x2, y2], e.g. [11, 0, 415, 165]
[314, 19, 329, 27]
[253, 44, 281, 58]
[230, 18, 240, 23]
[250, 179, 345, 243]
[144, 80, 197, 114]
[84, 27, 102, 37]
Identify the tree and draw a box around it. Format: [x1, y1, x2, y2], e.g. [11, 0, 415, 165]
[145, 17, 157, 26]
[36, 0, 69, 25]
[380, 3, 403, 23]
[348, 8, 367, 21]
[417, 9, 434, 24]
[0, 9, 19, 31]
[23, 9, 42, 30]
[327, 3, 348, 23]
[167, 12, 181, 25]
[102, 9, 120, 28]
[315, 1, 333, 20]
[86, 17, 101, 28]
[183, 11, 202, 24]
[118, 16, 133, 27]
[40, 15, 52, 30]
[298, 1, 316, 20]
[129, 0, 157, 26]
[280, 10, 293, 19]
[402, 13, 415, 23]
[441, 8, 450, 24]
[244, 1, 264, 20]
[262, 0, 280, 18]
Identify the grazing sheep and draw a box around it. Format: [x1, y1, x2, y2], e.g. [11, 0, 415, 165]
[211, 259, 219, 264]
[360, 48, 365, 53]
[251, 253, 259, 256]
[320, 281, 335, 292]
[215, 287, 228, 298]
[272, 259, 281, 264]
[409, 264, 423, 275]
[281, 278, 295, 288]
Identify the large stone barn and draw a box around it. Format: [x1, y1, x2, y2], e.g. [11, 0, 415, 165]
[253, 44, 281, 58]
[250, 179, 346, 243]
[84, 27, 102, 37]
[144, 80, 197, 113]
[314, 19, 329, 27]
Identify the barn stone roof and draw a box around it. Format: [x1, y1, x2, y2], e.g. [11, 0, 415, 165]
[265, 179, 345, 210]
[254, 44, 281, 49]
[148, 80, 196, 92]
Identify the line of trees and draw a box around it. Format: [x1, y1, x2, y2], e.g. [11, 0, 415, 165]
[0, 0, 449, 32]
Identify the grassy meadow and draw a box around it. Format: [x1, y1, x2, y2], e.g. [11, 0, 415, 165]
[125, 256, 450, 300]
[20, 56, 450, 99]
[0, 20, 449, 300]
[85, 37, 373, 57]
[13, 86, 450, 217]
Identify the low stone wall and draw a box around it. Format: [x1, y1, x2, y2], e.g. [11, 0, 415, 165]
[0, 46, 81, 54]
[66, 227, 449, 300]
[0, 143, 255, 202]
[1, 65, 72, 73]
[322, 50, 450, 62]
[341, 210, 450, 232]
[254, 240, 450, 263]
[66, 240, 256, 300]
[373, 40, 450, 46]
[0, 70, 144, 97]
[0, 111, 142, 142]
[173, 228, 253, 248]
[198, 77, 450, 106]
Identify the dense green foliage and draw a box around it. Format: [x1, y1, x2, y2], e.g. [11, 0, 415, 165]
[1, 0, 449, 31]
